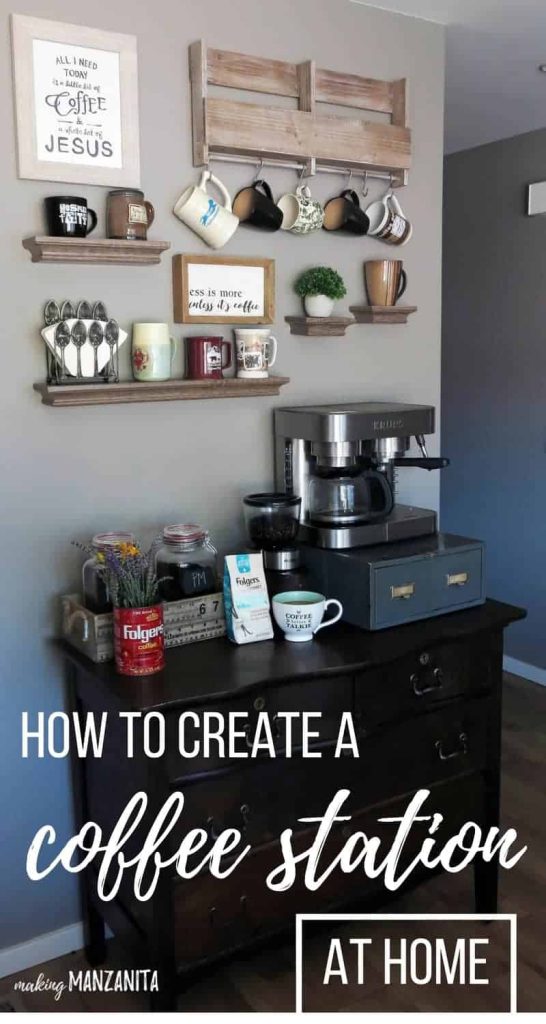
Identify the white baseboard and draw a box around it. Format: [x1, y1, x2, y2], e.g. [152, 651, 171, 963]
[0, 922, 83, 980]
[504, 655, 546, 687]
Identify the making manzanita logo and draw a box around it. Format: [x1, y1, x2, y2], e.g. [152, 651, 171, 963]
[14, 970, 159, 1002]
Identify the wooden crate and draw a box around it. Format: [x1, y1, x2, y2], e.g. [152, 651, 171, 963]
[61, 592, 226, 663]
[190, 41, 410, 184]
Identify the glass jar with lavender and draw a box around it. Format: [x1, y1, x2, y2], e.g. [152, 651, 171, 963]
[82, 532, 136, 613]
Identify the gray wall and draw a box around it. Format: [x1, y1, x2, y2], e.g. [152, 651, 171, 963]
[442, 128, 546, 669]
[0, 0, 444, 949]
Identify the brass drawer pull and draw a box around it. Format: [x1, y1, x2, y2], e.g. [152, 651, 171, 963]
[446, 571, 469, 587]
[391, 582, 415, 600]
[436, 732, 468, 761]
[412, 668, 444, 697]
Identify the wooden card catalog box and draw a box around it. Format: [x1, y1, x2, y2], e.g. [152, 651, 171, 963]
[190, 41, 410, 185]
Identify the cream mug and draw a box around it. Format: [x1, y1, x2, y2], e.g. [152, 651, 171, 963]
[365, 190, 412, 246]
[272, 591, 343, 643]
[277, 185, 324, 233]
[173, 170, 239, 249]
[132, 323, 177, 382]
[235, 328, 277, 379]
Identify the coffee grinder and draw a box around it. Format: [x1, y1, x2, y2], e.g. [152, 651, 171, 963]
[242, 492, 309, 599]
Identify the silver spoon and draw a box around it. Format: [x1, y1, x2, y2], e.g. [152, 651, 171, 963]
[54, 321, 71, 379]
[89, 320, 104, 378]
[77, 300, 93, 320]
[72, 319, 87, 378]
[44, 300, 60, 326]
[61, 300, 75, 321]
[104, 319, 119, 379]
[93, 301, 108, 322]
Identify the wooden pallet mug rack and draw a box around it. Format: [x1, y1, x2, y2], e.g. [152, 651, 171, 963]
[190, 41, 410, 185]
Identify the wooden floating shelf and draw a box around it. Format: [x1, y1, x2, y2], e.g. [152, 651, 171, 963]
[33, 376, 290, 407]
[22, 236, 171, 266]
[349, 305, 418, 324]
[285, 315, 356, 337]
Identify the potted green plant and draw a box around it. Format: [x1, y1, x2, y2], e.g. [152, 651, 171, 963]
[294, 266, 347, 318]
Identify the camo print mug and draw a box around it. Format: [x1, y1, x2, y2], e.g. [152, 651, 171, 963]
[278, 185, 324, 234]
[173, 170, 239, 249]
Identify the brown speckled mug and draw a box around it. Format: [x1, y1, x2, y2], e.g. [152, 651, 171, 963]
[106, 189, 155, 240]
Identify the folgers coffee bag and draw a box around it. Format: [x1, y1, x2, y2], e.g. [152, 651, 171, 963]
[223, 553, 274, 645]
[113, 604, 165, 675]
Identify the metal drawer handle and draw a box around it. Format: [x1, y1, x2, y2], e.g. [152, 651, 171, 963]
[412, 668, 444, 696]
[446, 571, 469, 587]
[391, 582, 415, 600]
[436, 732, 468, 761]
[206, 816, 219, 840]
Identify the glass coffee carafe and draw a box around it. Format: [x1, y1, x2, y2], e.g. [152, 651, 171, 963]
[308, 465, 393, 525]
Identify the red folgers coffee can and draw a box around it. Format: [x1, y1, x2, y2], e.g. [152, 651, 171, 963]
[113, 605, 165, 676]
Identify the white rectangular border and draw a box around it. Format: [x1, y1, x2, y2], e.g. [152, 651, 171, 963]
[295, 913, 517, 1014]
[10, 14, 140, 186]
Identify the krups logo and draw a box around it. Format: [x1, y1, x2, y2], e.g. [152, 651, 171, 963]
[373, 418, 404, 431]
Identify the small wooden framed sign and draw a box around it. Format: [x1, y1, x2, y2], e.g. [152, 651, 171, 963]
[10, 14, 140, 186]
[173, 254, 275, 324]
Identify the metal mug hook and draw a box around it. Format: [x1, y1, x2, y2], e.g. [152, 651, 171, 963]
[361, 171, 369, 198]
[345, 169, 353, 190]
[298, 163, 307, 184]
[253, 158, 264, 183]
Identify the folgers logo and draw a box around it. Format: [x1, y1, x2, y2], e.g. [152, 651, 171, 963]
[122, 623, 164, 642]
[235, 576, 261, 587]
[114, 606, 165, 676]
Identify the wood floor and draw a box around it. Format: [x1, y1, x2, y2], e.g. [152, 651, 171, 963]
[2, 674, 544, 1013]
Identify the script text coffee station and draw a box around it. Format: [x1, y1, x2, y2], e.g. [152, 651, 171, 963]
[61, 400, 525, 1011]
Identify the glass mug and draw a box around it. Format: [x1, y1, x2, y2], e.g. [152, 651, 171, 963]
[234, 328, 277, 379]
[131, 323, 177, 382]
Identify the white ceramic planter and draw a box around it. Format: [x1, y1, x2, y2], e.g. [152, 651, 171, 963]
[304, 294, 335, 318]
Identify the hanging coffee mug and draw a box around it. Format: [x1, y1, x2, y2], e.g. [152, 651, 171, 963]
[232, 179, 283, 231]
[187, 336, 232, 380]
[132, 323, 177, 382]
[173, 170, 239, 249]
[366, 190, 412, 246]
[364, 260, 407, 306]
[323, 190, 370, 235]
[234, 328, 277, 379]
[277, 185, 324, 233]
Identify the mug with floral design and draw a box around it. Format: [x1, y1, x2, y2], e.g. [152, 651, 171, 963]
[277, 185, 324, 234]
[132, 323, 177, 382]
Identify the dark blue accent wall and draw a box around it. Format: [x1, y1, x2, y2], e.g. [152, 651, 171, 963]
[442, 129, 546, 669]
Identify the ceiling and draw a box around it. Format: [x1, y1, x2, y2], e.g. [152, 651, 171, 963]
[353, 1, 546, 152]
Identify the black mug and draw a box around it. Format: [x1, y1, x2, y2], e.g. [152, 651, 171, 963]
[323, 189, 370, 235]
[232, 179, 283, 231]
[45, 196, 98, 238]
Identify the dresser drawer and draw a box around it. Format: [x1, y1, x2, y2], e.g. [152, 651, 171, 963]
[170, 754, 360, 854]
[165, 674, 352, 779]
[354, 697, 490, 807]
[373, 546, 485, 629]
[355, 635, 496, 729]
[173, 774, 483, 966]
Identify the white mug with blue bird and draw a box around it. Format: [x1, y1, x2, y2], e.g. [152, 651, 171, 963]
[173, 170, 239, 248]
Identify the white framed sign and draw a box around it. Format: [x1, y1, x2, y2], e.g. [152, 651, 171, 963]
[11, 15, 140, 186]
[173, 254, 275, 324]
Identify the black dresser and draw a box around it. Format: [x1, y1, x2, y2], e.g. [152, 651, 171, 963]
[62, 599, 524, 1011]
